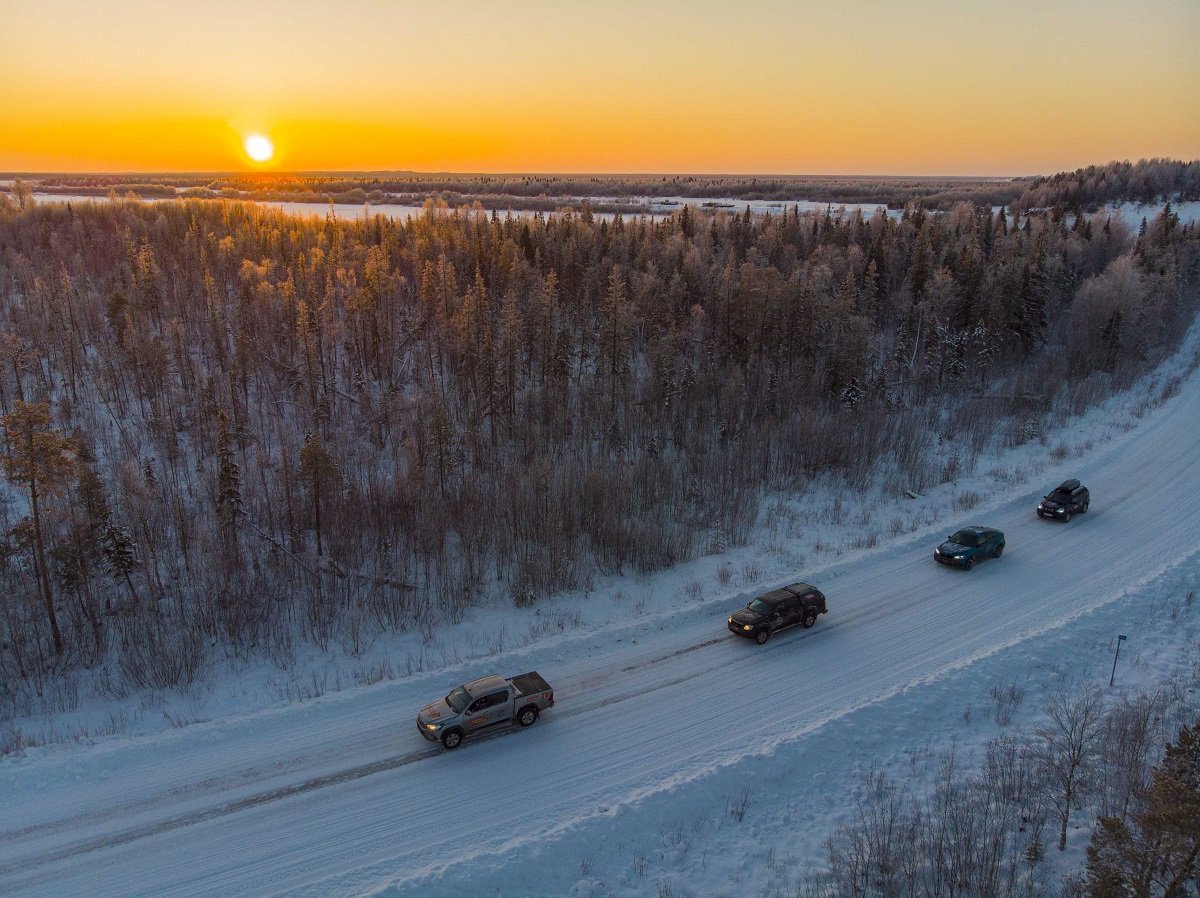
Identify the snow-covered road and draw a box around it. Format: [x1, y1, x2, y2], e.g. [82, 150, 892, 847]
[3, 350, 1199, 896]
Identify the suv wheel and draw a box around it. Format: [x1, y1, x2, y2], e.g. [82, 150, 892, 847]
[755, 628, 770, 645]
[801, 607, 818, 628]
[441, 729, 463, 750]
[993, 543, 1004, 558]
[517, 707, 539, 727]
[1062, 511, 1071, 523]
[1082, 503, 1089, 513]
[963, 556, 974, 570]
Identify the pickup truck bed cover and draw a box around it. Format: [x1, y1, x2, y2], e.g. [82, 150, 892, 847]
[510, 671, 551, 697]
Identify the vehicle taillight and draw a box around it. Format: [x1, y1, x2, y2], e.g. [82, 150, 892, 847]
[543, 691, 553, 701]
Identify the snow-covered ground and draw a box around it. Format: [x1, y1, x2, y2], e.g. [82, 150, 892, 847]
[2, 323, 1199, 896]
[1104, 198, 1200, 229]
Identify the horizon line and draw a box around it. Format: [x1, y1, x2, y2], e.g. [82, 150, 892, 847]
[5, 169, 1043, 181]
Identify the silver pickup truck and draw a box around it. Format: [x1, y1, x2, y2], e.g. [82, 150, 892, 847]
[417, 671, 555, 750]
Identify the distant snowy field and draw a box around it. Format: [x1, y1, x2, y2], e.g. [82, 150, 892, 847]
[30, 191, 1200, 229]
[2, 203, 1199, 896]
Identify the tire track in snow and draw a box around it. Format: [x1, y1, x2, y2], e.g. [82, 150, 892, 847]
[0, 630, 819, 874]
[0, 553, 1043, 868]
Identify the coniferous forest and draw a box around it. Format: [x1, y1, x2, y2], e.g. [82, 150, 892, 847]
[0, 192, 1197, 710]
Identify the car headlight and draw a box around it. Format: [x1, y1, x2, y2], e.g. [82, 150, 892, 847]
[425, 721, 442, 731]
[742, 624, 753, 631]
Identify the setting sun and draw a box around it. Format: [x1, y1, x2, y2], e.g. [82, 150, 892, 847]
[244, 134, 273, 163]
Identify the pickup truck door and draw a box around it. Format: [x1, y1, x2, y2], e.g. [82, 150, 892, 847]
[464, 689, 512, 730]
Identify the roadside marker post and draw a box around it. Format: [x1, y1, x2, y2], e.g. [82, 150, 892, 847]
[1109, 634, 1127, 687]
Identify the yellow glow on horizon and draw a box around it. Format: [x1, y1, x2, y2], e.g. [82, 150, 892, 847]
[0, 0, 1197, 175]
[244, 135, 274, 164]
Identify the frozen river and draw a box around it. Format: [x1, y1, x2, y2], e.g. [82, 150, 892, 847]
[28, 191, 1197, 229]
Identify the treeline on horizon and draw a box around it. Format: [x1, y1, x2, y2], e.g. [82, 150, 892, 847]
[0, 188, 1196, 707]
[20, 172, 1027, 212]
[17, 158, 1199, 213]
[1011, 158, 1200, 212]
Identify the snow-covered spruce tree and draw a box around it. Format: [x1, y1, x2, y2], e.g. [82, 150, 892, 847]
[297, 432, 342, 558]
[1, 401, 77, 656]
[214, 409, 243, 572]
[51, 441, 112, 650]
[0, 330, 38, 415]
[102, 522, 138, 611]
[595, 266, 636, 415]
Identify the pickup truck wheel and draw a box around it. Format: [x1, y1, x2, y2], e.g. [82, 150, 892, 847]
[517, 707, 539, 727]
[993, 544, 1004, 558]
[755, 628, 770, 645]
[1062, 511, 1071, 523]
[801, 608, 818, 628]
[441, 729, 463, 750]
[963, 556, 974, 570]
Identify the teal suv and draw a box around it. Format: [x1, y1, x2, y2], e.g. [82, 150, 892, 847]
[934, 526, 1005, 570]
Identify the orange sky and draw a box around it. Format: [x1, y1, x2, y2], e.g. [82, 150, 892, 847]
[2, 0, 1198, 175]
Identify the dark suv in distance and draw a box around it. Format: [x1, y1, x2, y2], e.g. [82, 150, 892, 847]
[1037, 478, 1090, 522]
[728, 583, 827, 645]
[934, 526, 1005, 570]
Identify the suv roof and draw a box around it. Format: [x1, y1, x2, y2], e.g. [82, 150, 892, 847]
[1056, 478, 1081, 492]
[954, 526, 997, 539]
[756, 582, 816, 604]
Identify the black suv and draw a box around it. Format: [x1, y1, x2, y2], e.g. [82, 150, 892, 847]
[728, 583, 827, 645]
[1037, 478, 1090, 522]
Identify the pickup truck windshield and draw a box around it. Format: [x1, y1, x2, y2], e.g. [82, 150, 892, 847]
[747, 599, 773, 615]
[446, 686, 471, 713]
